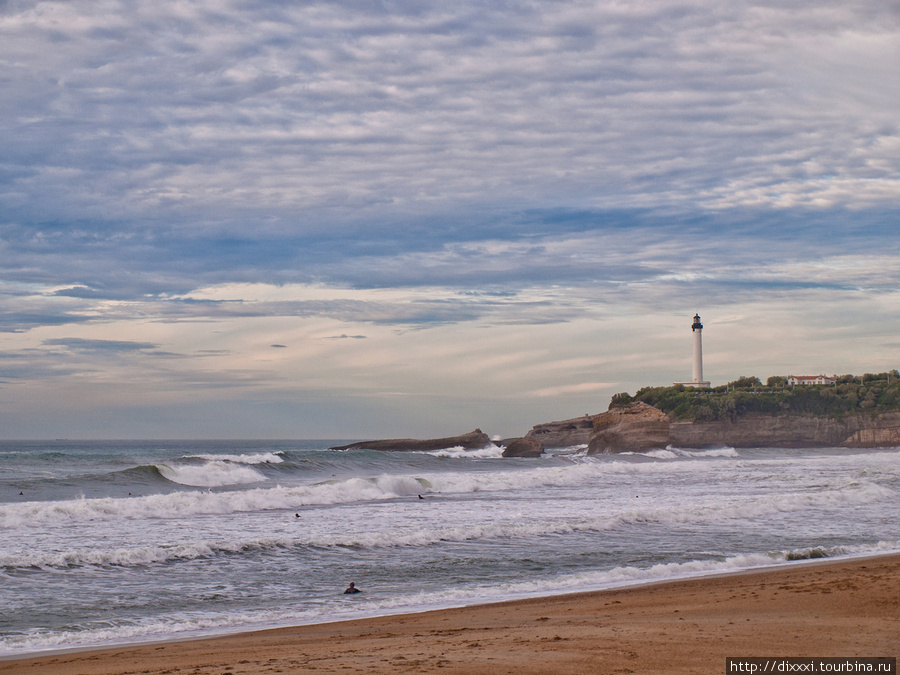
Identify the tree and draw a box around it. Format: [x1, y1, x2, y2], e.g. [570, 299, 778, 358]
[727, 376, 762, 389]
[609, 392, 633, 408]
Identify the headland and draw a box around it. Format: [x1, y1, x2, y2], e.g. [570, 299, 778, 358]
[339, 371, 900, 455]
[591, 371, 900, 452]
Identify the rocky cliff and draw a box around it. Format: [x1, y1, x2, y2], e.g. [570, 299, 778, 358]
[670, 412, 900, 449]
[524, 415, 594, 448]
[585, 403, 900, 453]
[587, 402, 670, 454]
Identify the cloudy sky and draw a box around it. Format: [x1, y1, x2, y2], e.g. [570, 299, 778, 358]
[1, 0, 898, 439]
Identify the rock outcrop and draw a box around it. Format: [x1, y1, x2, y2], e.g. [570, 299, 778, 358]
[588, 402, 670, 454]
[670, 412, 900, 448]
[501, 437, 544, 458]
[525, 415, 594, 448]
[330, 429, 492, 452]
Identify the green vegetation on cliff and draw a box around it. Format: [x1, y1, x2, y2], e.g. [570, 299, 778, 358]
[610, 371, 900, 422]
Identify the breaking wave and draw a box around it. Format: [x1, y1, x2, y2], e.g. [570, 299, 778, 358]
[423, 444, 505, 459]
[3, 481, 895, 571]
[2, 454, 896, 530]
[630, 446, 740, 460]
[155, 461, 268, 487]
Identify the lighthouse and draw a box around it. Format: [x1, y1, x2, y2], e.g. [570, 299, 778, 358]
[691, 313, 704, 383]
[675, 313, 711, 388]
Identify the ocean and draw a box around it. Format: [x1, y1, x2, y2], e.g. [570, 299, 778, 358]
[1, 439, 898, 657]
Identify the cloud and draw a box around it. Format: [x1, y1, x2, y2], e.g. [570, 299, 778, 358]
[0, 310, 94, 333]
[526, 382, 618, 399]
[0, 0, 897, 437]
[43, 337, 161, 353]
[1, 1, 897, 234]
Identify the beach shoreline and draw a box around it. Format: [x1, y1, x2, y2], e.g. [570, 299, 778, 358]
[4, 552, 898, 674]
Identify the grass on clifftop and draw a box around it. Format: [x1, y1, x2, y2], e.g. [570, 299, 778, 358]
[611, 371, 900, 422]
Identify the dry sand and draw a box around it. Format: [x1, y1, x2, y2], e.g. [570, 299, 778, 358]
[3, 554, 898, 675]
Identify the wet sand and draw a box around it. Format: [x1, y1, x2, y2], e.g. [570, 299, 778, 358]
[3, 554, 898, 675]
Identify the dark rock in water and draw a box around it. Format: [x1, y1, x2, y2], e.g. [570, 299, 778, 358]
[588, 402, 670, 454]
[330, 429, 492, 452]
[525, 415, 593, 449]
[501, 437, 544, 458]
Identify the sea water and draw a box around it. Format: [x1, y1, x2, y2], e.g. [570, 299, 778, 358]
[1, 440, 898, 656]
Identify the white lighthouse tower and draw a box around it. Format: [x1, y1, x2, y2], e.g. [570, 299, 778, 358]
[675, 313, 711, 388]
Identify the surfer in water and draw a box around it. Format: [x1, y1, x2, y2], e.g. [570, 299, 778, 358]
[343, 582, 361, 594]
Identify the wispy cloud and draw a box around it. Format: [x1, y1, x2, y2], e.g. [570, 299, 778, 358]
[43, 338, 162, 353]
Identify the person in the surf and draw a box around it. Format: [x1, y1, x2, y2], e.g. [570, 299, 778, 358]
[343, 582, 361, 594]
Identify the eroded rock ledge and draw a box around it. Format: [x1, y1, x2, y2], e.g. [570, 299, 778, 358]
[587, 402, 670, 454]
[501, 437, 544, 458]
[524, 415, 594, 449]
[330, 429, 491, 452]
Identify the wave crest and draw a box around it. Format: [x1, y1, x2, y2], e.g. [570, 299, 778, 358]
[156, 461, 268, 487]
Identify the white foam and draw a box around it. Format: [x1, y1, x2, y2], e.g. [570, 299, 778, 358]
[544, 444, 589, 454]
[156, 461, 268, 487]
[4, 478, 895, 570]
[0, 609, 291, 657]
[640, 449, 679, 459]
[379, 541, 900, 608]
[424, 444, 505, 459]
[623, 446, 739, 459]
[676, 446, 740, 458]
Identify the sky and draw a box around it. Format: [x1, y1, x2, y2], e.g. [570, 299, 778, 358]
[1, 0, 898, 439]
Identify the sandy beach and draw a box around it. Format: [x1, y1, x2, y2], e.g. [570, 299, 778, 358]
[4, 553, 898, 675]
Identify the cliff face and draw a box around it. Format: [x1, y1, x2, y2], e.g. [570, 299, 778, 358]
[670, 412, 900, 449]
[588, 402, 670, 454]
[586, 403, 900, 453]
[843, 416, 900, 447]
[525, 415, 594, 449]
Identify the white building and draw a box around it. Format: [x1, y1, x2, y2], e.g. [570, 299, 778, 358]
[787, 374, 836, 386]
[674, 313, 711, 389]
